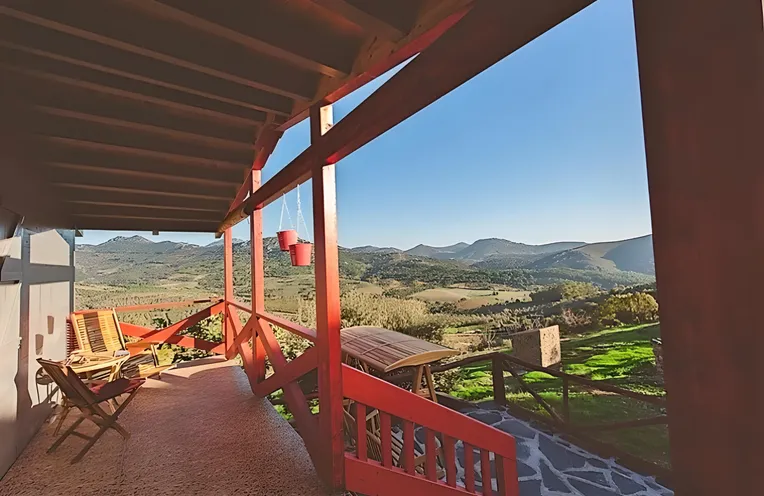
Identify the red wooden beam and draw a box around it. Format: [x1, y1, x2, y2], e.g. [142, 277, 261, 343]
[255, 318, 319, 456]
[253, 346, 318, 397]
[256, 311, 317, 342]
[344, 456, 475, 496]
[223, 228, 235, 359]
[227, 125, 283, 214]
[72, 297, 223, 315]
[217, 0, 595, 234]
[632, 1, 764, 494]
[310, 103, 345, 490]
[227, 310, 256, 392]
[250, 168, 267, 382]
[133, 300, 226, 346]
[120, 320, 224, 354]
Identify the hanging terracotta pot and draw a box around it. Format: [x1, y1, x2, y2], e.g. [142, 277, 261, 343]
[277, 229, 298, 251]
[289, 242, 312, 266]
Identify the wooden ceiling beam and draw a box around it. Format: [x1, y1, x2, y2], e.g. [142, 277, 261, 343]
[30, 111, 254, 164]
[309, 0, 405, 41]
[0, 4, 317, 101]
[220, 0, 596, 234]
[47, 162, 241, 188]
[35, 107, 255, 153]
[118, 0, 351, 79]
[8, 66, 264, 129]
[66, 199, 222, 214]
[40, 137, 248, 173]
[61, 190, 229, 212]
[18, 83, 258, 143]
[52, 181, 233, 203]
[71, 212, 221, 223]
[281, 0, 474, 131]
[0, 42, 290, 118]
[69, 216, 220, 233]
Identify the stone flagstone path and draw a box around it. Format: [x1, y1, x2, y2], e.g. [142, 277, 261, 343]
[411, 404, 673, 496]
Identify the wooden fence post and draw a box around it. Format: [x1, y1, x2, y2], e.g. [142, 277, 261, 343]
[492, 355, 506, 405]
[311, 102, 344, 490]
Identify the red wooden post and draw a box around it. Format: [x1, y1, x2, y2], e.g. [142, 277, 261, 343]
[250, 169, 267, 381]
[311, 102, 344, 490]
[223, 227, 234, 359]
[633, 2, 763, 495]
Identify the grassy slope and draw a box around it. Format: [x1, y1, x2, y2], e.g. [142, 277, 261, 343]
[449, 323, 669, 467]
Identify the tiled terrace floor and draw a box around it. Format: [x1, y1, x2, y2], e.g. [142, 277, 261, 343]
[0, 357, 328, 496]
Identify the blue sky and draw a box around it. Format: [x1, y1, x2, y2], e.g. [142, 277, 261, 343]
[79, 0, 651, 250]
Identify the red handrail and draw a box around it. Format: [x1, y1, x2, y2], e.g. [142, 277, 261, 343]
[256, 311, 317, 342]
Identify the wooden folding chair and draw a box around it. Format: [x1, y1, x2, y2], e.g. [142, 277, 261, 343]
[38, 358, 144, 463]
[70, 310, 170, 379]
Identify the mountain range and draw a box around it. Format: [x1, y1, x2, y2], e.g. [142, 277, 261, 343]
[75, 233, 655, 291]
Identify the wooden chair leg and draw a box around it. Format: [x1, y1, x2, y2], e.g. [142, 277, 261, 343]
[53, 403, 72, 436]
[110, 421, 130, 440]
[48, 416, 85, 453]
[71, 421, 111, 463]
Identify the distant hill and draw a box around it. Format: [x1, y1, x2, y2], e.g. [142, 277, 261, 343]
[349, 245, 402, 254]
[404, 242, 469, 258]
[528, 235, 655, 275]
[452, 238, 585, 261]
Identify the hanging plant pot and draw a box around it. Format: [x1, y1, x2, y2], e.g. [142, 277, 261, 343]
[289, 242, 312, 266]
[277, 229, 298, 251]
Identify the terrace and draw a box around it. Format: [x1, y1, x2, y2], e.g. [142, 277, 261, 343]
[0, 1, 760, 496]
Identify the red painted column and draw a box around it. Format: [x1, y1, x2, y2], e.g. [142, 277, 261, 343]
[633, 1, 763, 494]
[223, 227, 234, 359]
[250, 169, 267, 382]
[310, 103, 344, 490]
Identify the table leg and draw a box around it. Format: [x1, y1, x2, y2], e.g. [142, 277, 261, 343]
[424, 365, 438, 403]
[412, 366, 424, 396]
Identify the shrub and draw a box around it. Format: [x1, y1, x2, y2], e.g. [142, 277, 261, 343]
[597, 292, 659, 326]
[530, 282, 599, 303]
[298, 292, 447, 343]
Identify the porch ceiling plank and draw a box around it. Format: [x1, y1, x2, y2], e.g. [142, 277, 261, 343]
[46, 162, 241, 189]
[219, 0, 596, 234]
[20, 83, 259, 144]
[35, 107, 255, 153]
[117, 0, 355, 79]
[31, 112, 255, 165]
[65, 217, 220, 232]
[39, 137, 249, 173]
[47, 170, 236, 200]
[68, 201, 223, 217]
[52, 183, 234, 203]
[309, 0, 406, 41]
[0, 38, 292, 117]
[8, 66, 265, 128]
[71, 213, 222, 224]
[61, 192, 230, 213]
[0, 2, 318, 101]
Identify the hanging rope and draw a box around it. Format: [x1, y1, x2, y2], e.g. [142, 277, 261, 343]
[295, 184, 312, 242]
[278, 193, 294, 231]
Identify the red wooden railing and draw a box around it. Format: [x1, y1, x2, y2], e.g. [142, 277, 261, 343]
[342, 365, 519, 496]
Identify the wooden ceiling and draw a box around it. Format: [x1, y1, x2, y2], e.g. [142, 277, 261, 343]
[0, 0, 472, 232]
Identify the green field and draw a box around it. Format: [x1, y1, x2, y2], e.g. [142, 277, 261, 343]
[447, 323, 669, 467]
[411, 287, 530, 310]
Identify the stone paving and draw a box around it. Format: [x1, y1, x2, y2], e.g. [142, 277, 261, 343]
[412, 404, 673, 496]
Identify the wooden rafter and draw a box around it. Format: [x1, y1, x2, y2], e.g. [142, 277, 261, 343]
[36, 107, 255, 152]
[310, 0, 405, 40]
[117, 0, 350, 79]
[0, 4, 316, 100]
[0, 42, 290, 117]
[219, 0, 595, 233]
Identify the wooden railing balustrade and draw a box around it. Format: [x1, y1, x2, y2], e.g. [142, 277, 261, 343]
[388, 350, 671, 482]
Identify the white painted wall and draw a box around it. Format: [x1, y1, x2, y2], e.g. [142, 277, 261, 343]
[0, 226, 74, 477]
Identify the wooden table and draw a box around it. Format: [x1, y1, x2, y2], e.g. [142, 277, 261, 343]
[68, 352, 129, 381]
[340, 326, 460, 402]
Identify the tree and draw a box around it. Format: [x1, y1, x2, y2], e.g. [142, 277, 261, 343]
[597, 292, 659, 326]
